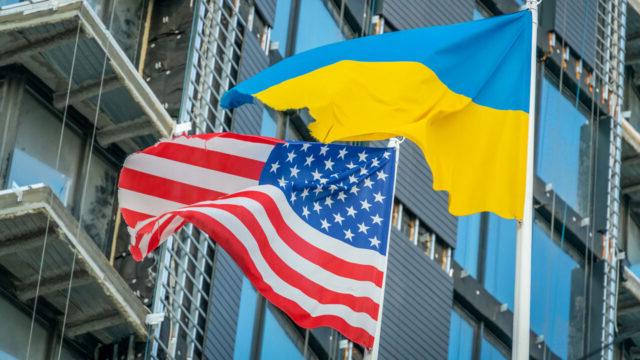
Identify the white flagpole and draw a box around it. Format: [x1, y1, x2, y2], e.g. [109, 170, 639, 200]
[363, 137, 401, 360]
[513, 1, 538, 359]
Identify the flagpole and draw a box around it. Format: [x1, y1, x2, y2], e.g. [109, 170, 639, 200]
[512, 1, 538, 360]
[363, 137, 401, 360]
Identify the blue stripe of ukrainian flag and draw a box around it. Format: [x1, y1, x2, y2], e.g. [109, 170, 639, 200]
[222, 10, 532, 220]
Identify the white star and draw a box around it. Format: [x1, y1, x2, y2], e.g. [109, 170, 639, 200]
[270, 161, 280, 173]
[290, 165, 300, 178]
[373, 192, 386, 203]
[338, 148, 348, 160]
[313, 185, 323, 196]
[290, 192, 297, 203]
[319, 177, 328, 185]
[358, 151, 368, 162]
[363, 178, 374, 189]
[337, 191, 347, 202]
[350, 185, 360, 195]
[278, 176, 287, 188]
[286, 151, 297, 163]
[376, 170, 388, 181]
[344, 228, 355, 241]
[319, 145, 329, 156]
[324, 158, 335, 171]
[328, 184, 338, 193]
[333, 212, 345, 225]
[369, 236, 381, 248]
[346, 206, 357, 218]
[348, 174, 358, 184]
[357, 222, 370, 234]
[360, 199, 372, 211]
[300, 188, 309, 200]
[283, 143, 290, 147]
[383, 151, 391, 159]
[304, 155, 315, 167]
[313, 201, 322, 213]
[346, 161, 356, 169]
[359, 167, 368, 175]
[301, 143, 311, 152]
[371, 214, 383, 225]
[320, 218, 331, 231]
[371, 158, 380, 167]
[302, 206, 310, 218]
[311, 169, 323, 181]
[324, 196, 334, 208]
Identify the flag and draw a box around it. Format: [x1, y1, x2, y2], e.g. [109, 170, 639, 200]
[221, 11, 532, 220]
[118, 132, 397, 348]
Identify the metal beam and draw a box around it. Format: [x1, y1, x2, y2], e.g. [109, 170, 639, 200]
[0, 228, 48, 257]
[618, 303, 640, 316]
[96, 117, 154, 146]
[17, 271, 92, 301]
[0, 27, 79, 67]
[623, 182, 640, 195]
[65, 313, 124, 337]
[52, 75, 121, 109]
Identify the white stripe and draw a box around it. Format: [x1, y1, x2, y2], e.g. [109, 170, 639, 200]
[167, 136, 275, 162]
[137, 213, 173, 256]
[195, 206, 378, 335]
[245, 185, 387, 271]
[124, 153, 258, 194]
[200, 197, 382, 301]
[119, 188, 186, 217]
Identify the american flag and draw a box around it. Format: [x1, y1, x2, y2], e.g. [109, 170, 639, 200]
[118, 132, 396, 348]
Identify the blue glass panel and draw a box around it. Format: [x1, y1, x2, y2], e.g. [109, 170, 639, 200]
[294, 0, 345, 54]
[271, 0, 292, 55]
[233, 278, 258, 360]
[0, 0, 21, 6]
[480, 337, 507, 360]
[260, 110, 277, 137]
[447, 310, 474, 360]
[259, 307, 304, 359]
[530, 223, 582, 359]
[7, 149, 70, 203]
[483, 214, 516, 310]
[537, 76, 590, 216]
[454, 214, 481, 278]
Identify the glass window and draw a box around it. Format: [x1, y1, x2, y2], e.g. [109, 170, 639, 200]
[626, 216, 640, 277]
[7, 91, 82, 205]
[480, 334, 508, 360]
[271, 0, 292, 55]
[259, 306, 305, 359]
[530, 220, 584, 359]
[0, 296, 48, 360]
[80, 155, 117, 252]
[400, 207, 416, 242]
[294, 0, 345, 54]
[454, 214, 482, 278]
[433, 238, 451, 272]
[447, 308, 475, 360]
[483, 214, 516, 310]
[233, 278, 259, 360]
[260, 110, 277, 137]
[391, 199, 401, 228]
[537, 74, 592, 216]
[417, 222, 434, 257]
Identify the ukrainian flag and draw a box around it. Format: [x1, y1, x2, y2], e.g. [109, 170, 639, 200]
[222, 11, 532, 220]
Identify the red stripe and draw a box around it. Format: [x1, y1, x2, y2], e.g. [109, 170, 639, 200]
[182, 132, 284, 145]
[143, 142, 265, 180]
[120, 208, 153, 227]
[208, 203, 380, 318]
[236, 191, 384, 287]
[119, 167, 226, 205]
[178, 209, 375, 348]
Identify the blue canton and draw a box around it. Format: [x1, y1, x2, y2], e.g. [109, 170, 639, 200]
[259, 141, 396, 255]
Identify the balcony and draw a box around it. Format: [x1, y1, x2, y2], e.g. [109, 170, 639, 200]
[0, 0, 175, 151]
[0, 184, 148, 343]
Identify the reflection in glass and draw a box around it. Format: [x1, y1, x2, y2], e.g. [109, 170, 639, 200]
[271, 0, 292, 55]
[537, 75, 591, 216]
[260, 110, 277, 137]
[259, 306, 304, 359]
[480, 334, 508, 360]
[294, 0, 345, 54]
[447, 308, 475, 360]
[454, 214, 481, 278]
[483, 214, 516, 310]
[233, 278, 258, 360]
[81, 155, 117, 252]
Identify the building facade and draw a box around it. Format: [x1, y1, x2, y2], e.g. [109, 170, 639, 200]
[0, 0, 634, 359]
